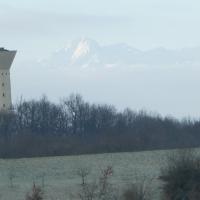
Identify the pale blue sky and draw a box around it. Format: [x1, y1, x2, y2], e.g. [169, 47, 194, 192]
[1, 0, 200, 118]
[1, 0, 200, 59]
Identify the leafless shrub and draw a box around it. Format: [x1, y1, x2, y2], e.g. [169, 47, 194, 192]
[77, 166, 116, 200]
[7, 165, 17, 188]
[26, 184, 44, 200]
[77, 167, 90, 186]
[98, 166, 114, 200]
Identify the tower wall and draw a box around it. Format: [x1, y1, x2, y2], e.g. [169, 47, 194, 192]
[0, 69, 12, 109]
[0, 50, 16, 110]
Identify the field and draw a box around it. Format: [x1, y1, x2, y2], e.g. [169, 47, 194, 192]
[0, 148, 193, 200]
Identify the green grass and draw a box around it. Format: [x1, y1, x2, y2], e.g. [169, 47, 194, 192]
[0, 148, 196, 200]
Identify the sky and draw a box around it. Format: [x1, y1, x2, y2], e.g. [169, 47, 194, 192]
[1, 0, 200, 118]
[1, 0, 200, 58]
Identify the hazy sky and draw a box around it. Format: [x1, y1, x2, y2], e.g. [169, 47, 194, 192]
[1, 0, 200, 59]
[1, 0, 200, 118]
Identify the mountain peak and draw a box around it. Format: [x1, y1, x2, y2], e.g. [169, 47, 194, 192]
[71, 38, 100, 64]
[72, 39, 91, 60]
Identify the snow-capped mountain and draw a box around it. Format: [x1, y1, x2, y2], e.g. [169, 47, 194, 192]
[41, 38, 102, 68]
[39, 38, 200, 68]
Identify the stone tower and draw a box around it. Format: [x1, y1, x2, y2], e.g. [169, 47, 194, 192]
[0, 48, 16, 110]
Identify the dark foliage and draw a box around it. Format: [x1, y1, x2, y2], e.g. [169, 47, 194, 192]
[0, 94, 200, 158]
[122, 184, 147, 200]
[160, 150, 200, 200]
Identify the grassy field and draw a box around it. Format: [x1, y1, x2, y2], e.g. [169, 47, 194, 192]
[0, 148, 193, 200]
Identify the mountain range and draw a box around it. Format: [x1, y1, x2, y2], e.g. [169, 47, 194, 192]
[12, 38, 200, 118]
[39, 38, 200, 68]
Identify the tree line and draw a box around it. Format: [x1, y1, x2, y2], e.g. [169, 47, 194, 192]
[0, 94, 200, 158]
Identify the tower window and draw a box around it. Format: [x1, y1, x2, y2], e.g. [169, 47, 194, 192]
[2, 93, 5, 97]
[2, 83, 4, 87]
[3, 104, 5, 108]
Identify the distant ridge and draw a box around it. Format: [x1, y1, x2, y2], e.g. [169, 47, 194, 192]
[40, 38, 200, 68]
